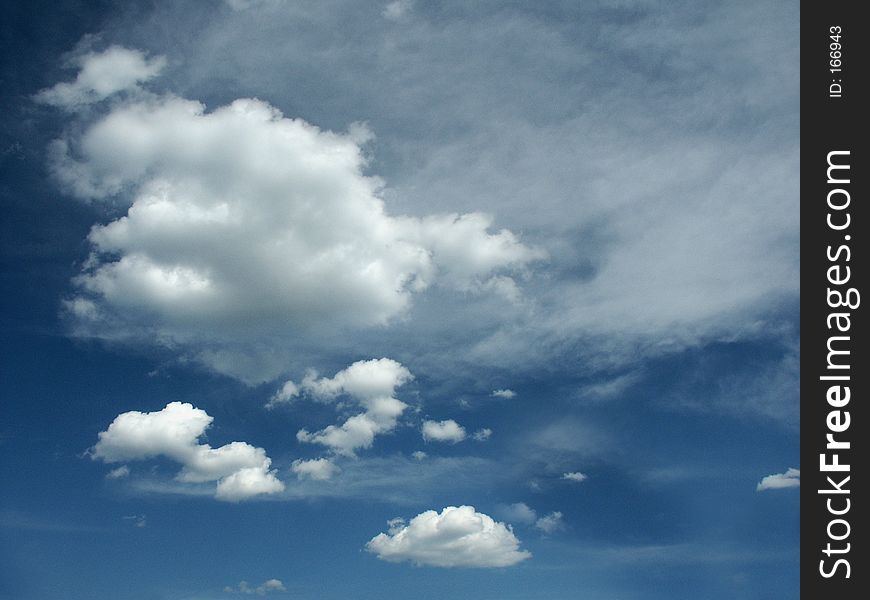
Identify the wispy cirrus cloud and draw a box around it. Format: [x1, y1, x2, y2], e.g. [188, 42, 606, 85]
[129, 454, 501, 506]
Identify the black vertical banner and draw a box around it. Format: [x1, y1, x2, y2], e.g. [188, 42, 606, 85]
[802, 1, 866, 596]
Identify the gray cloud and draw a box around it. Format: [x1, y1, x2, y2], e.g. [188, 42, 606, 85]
[46, 2, 797, 426]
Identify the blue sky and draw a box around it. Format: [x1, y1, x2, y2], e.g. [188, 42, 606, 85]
[1, 1, 799, 598]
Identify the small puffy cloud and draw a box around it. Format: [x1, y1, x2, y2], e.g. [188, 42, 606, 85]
[561, 471, 587, 482]
[422, 419, 466, 444]
[106, 465, 130, 479]
[256, 580, 286, 593]
[179, 442, 271, 483]
[496, 502, 537, 525]
[291, 458, 339, 481]
[294, 359, 412, 456]
[756, 468, 800, 491]
[366, 506, 531, 568]
[534, 511, 564, 534]
[92, 402, 284, 501]
[35, 46, 165, 109]
[215, 466, 285, 502]
[411, 450, 427, 460]
[472, 428, 492, 442]
[224, 579, 286, 595]
[298, 358, 412, 403]
[491, 389, 516, 399]
[296, 406, 405, 457]
[265, 381, 300, 409]
[93, 401, 213, 463]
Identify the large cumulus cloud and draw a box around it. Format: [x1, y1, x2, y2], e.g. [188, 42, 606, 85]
[44, 47, 541, 382]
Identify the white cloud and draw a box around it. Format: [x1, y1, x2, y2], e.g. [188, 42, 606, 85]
[92, 402, 284, 501]
[93, 401, 213, 462]
[366, 506, 531, 567]
[215, 466, 285, 502]
[491, 389, 516, 399]
[35, 46, 165, 109]
[291, 458, 339, 481]
[179, 442, 271, 483]
[46, 66, 541, 382]
[472, 428, 492, 442]
[561, 471, 587, 482]
[296, 406, 405, 457]
[265, 381, 299, 409]
[257, 579, 286, 593]
[411, 450, 427, 461]
[224, 579, 286, 595]
[294, 359, 412, 456]
[422, 419, 466, 443]
[496, 502, 537, 525]
[534, 511, 564, 534]
[106, 465, 130, 479]
[756, 468, 800, 491]
[297, 358, 412, 403]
